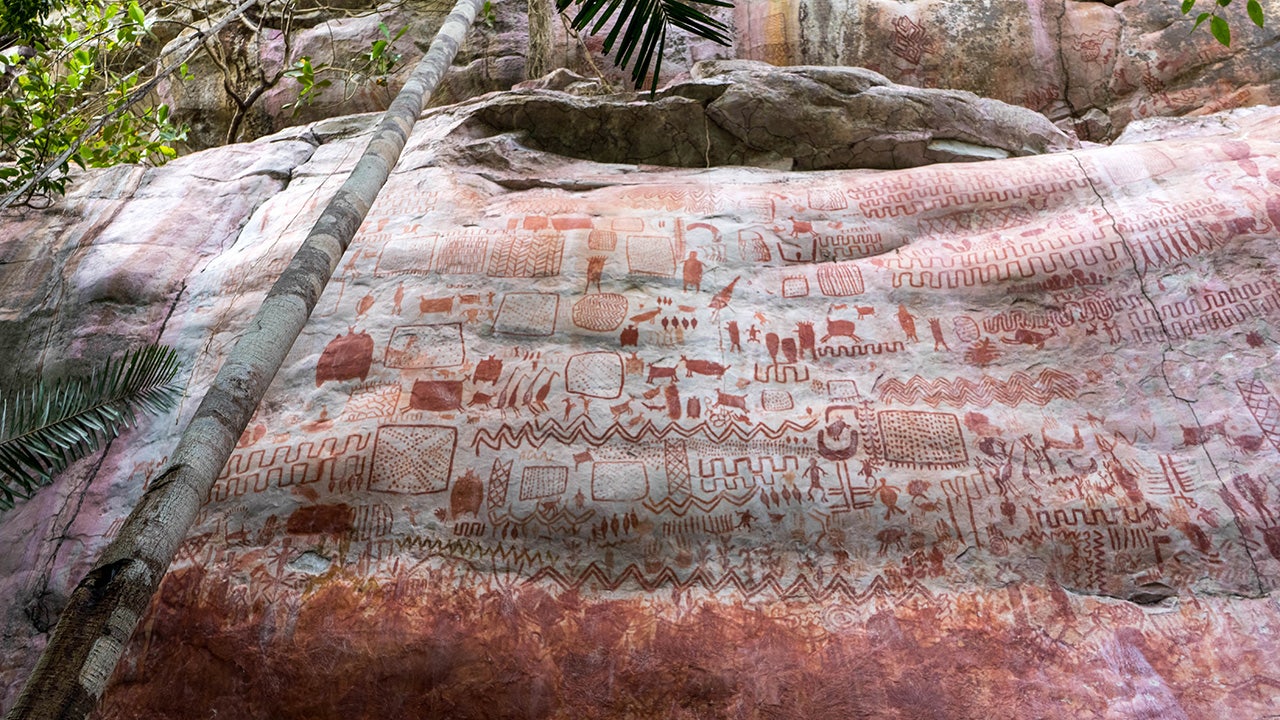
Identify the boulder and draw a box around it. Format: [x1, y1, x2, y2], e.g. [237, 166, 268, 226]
[466, 61, 1077, 170]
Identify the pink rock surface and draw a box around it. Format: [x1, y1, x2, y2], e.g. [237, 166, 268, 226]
[736, 0, 1280, 140]
[3, 81, 1280, 718]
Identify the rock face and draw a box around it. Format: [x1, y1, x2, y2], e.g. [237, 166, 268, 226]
[147, 0, 1280, 149]
[735, 0, 1280, 140]
[4, 69, 1280, 718]
[470, 62, 1077, 170]
[152, 0, 737, 150]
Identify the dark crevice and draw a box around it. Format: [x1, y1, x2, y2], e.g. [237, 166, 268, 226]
[1070, 152, 1268, 598]
[23, 436, 117, 634]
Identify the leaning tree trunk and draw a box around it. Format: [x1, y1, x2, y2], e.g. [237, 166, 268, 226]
[2, 1, 485, 718]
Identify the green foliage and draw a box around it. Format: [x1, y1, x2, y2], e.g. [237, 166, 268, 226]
[0, 0, 56, 40]
[0, 344, 182, 511]
[0, 0, 187, 206]
[556, 0, 734, 93]
[284, 21, 409, 114]
[1182, 0, 1265, 45]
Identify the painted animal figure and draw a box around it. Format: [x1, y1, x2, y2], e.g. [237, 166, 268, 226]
[610, 399, 636, 419]
[625, 352, 645, 375]
[876, 528, 906, 555]
[620, 325, 639, 347]
[419, 296, 453, 314]
[1001, 328, 1056, 349]
[646, 364, 678, 383]
[680, 356, 729, 378]
[789, 217, 814, 237]
[715, 389, 749, 412]
[473, 355, 503, 384]
[531, 372, 557, 414]
[1181, 422, 1226, 446]
[820, 318, 861, 343]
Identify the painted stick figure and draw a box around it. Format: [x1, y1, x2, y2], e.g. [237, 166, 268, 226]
[804, 459, 828, 501]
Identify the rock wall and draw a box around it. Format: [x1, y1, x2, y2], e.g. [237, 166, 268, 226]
[152, 0, 1280, 149]
[735, 0, 1280, 140]
[3, 68, 1280, 718]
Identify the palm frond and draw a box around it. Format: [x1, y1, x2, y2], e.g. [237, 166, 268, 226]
[0, 344, 182, 511]
[557, 0, 734, 93]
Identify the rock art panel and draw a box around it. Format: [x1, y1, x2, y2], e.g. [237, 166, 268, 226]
[4, 78, 1280, 719]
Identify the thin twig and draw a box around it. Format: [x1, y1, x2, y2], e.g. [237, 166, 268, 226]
[0, 0, 261, 211]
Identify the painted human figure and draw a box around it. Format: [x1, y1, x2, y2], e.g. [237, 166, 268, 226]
[897, 304, 918, 342]
[727, 320, 742, 352]
[682, 251, 704, 292]
[585, 255, 606, 293]
[804, 458, 828, 501]
[928, 318, 950, 351]
[876, 477, 906, 519]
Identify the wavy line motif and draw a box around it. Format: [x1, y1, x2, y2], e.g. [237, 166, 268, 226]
[526, 562, 937, 603]
[486, 506, 596, 528]
[642, 490, 757, 516]
[471, 418, 819, 453]
[393, 536, 557, 567]
[877, 369, 1079, 408]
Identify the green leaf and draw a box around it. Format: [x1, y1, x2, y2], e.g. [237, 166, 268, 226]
[560, 0, 733, 93]
[1248, 0, 1265, 26]
[1193, 11, 1213, 29]
[0, 345, 182, 511]
[1211, 13, 1231, 44]
[1181, 0, 1196, 13]
[127, 1, 145, 26]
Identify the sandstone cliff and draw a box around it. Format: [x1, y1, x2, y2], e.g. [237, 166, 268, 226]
[2, 26, 1280, 720]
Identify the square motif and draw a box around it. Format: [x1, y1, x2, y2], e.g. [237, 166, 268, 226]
[370, 425, 456, 494]
[495, 293, 559, 336]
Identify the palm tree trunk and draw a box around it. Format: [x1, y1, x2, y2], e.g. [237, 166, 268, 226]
[2, 1, 485, 718]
